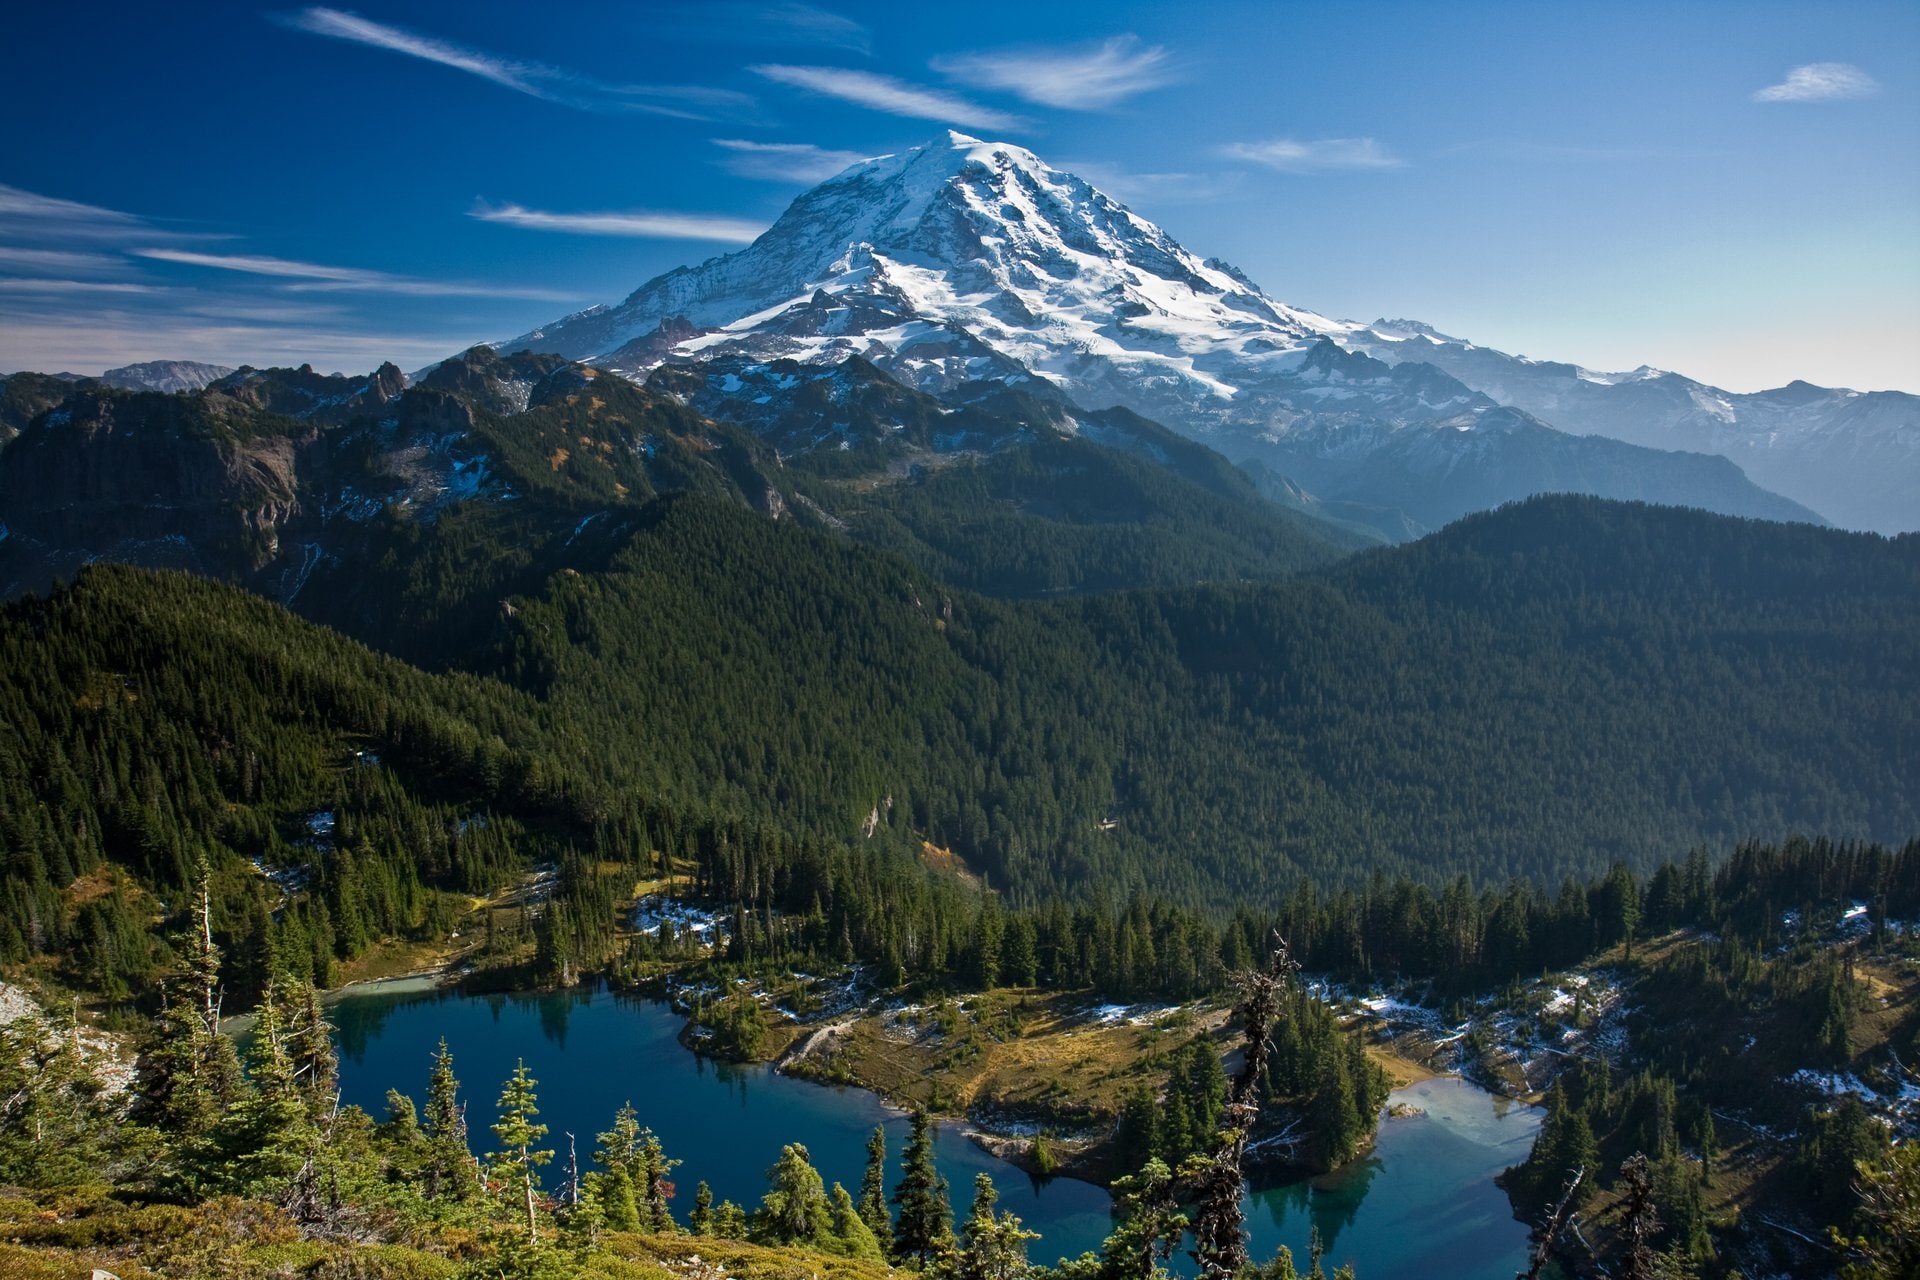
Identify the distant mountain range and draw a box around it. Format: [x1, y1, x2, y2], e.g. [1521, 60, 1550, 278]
[1344, 321, 1917, 536]
[503, 131, 1909, 536]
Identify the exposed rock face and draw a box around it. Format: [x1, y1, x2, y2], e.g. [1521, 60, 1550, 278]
[98, 359, 235, 393]
[208, 361, 407, 425]
[0, 349, 794, 604]
[500, 132, 1833, 536]
[0, 388, 308, 578]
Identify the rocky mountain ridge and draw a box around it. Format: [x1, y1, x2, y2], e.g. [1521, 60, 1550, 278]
[500, 132, 1837, 536]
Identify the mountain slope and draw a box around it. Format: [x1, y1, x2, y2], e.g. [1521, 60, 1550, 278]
[1345, 319, 1918, 534]
[504, 132, 1825, 534]
[0, 346, 1362, 640]
[99, 359, 234, 393]
[486, 492, 1917, 904]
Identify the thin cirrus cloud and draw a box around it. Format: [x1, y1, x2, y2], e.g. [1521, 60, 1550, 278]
[712, 139, 870, 183]
[470, 202, 766, 243]
[0, 278, 166, 295]
[132, 248, 580, 301]
[0, 182, 218, 244]
[644, 3, 870, 54]
[279, 7, 753, 119]
[1752, 62, 1880, 103]
[934, 35, 1176, 110]
[0, 246, 126, 274]
[752, 65, 1025, 131]
[1220, 137, 1405, 173]
[1061, 162, 1241, 207]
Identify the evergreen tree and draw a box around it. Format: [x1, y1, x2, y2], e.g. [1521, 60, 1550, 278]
[283, 977, 339, 1120]
[756, 1143, 833, 1246]
[957, 1172, 1038, 1280]
[638, 1129, 681, 1232]
[893, 1110, 954, 1268]
[1099, 1158, 1187, 1280]
[424, 1037, 477, 1201]
[489, 1060, 554, 1242]
[858, 1124, 894, 1252]
[830, 1181, 886, 1260]
[689, 1180, 715, 1236]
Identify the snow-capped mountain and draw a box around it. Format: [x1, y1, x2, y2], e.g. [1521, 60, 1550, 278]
[1342, 322, 1917, 534]
[504, 131, 1824, 535]
[99, 360, 234, 394]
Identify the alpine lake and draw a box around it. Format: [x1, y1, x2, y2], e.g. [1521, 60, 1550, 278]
[330, 981, 1543, 1278]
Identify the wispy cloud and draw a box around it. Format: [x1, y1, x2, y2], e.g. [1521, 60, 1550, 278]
[759, 4, 868, 53]
[712, 138, 868, 182]
[1220, 137, 1405, 173]
[1060, 162, 1240, 207]
[0, 246, 126, 274]
[1439, 139, 1706, 163]
[0, 184, 143, 227]
[0, 278, 167, 295]
[279, 7, 754, 118]
[934, 36, 1175, 110]
[133, 247, 580, 300]
[0, 309, 484, 377]
[0, 182, 221, 246]
[752, 65, 1024, 131]
[1752, 62, 1879, 103]
[470, 202, 766, 243]
[641, 4, 870, 54]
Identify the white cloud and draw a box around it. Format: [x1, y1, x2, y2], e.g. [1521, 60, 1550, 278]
[280, 7, 753, 118]
[752, 65, 1024, 131]
[757, 3, 869, 53]
[284, 6, 539, 94]
[0, 184, 143, 227]
[1059, 162, 1240, 207]
[136, 247, 374, 281]
[0, 247, 125, 274]
[0, 278, 166, 295]
[1752, 62, 1880, 103]
[934, 35, 1175, 110]
[645, 3, 870, 53]
[712, 138, 869, 182]
[1220, 137, 1405, 173]
[132, 247, 580, 300]
[0, 310, 482, 377]
[470, 202, 765, 242]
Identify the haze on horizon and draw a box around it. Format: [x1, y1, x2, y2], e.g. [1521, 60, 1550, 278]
[0, 0, 1913, 394]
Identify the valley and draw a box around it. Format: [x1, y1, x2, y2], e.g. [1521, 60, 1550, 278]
[0, 42, 1914, 1280]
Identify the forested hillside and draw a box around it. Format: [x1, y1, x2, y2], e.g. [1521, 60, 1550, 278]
[5, 492, 1912, 975]
[480, 494, 1917, 902]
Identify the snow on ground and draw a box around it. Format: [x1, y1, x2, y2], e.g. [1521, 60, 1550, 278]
[1789, 1067, 1920, 1123]
[630, 894, 729, 945]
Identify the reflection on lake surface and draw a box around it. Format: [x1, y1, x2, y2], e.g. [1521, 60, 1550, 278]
[330, 984, 1539, 1276]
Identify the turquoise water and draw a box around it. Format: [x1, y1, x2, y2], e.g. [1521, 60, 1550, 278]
[330, 984, 1538, 1276]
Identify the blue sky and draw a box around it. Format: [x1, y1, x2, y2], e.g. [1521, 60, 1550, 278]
[1, 0, 1914, 391]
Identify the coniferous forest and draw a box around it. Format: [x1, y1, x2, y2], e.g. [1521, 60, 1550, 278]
[0, 363, 1914, 1279]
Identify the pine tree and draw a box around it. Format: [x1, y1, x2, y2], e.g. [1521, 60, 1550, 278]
[957, 1172, 1038, 1280]
[489, 1060, 554, 1242]
[225, 982, 312, 1195]
[638, 1129, 681, 1232]
[830, 1181, 886, 1260]
[689, 1180, 715, 1236]
[424, 1037, 477, 1201]
[1100, 1158, 1187, 1280]
[283, 977, 338, 1121]
[893, 1110, 954, 1267]
[756, 1143, 833, 1246]
[859, 1124, 894, 1252]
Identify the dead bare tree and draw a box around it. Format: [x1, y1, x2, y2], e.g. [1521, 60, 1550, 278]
[1189, 933, 1299, 1280]
[1619, 1153, 1661, 1280]
[1519, 1167, 1584, 1280]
